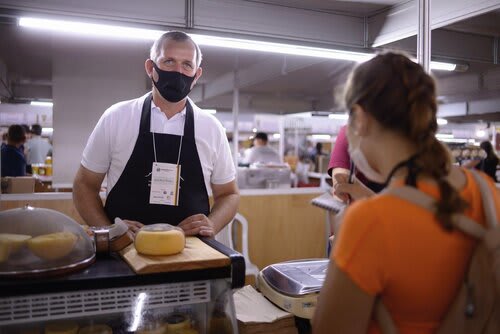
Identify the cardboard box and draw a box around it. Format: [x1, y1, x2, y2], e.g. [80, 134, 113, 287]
[1, 176, 35, 194]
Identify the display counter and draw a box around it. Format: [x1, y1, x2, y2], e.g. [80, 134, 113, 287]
[0, 238, 244, 333]
[1, 187, 327, 272]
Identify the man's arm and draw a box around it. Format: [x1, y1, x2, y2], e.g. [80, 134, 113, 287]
[73, 164, 110, 227]
[209, 180, 240, 233]
[178, 180, 240, 237]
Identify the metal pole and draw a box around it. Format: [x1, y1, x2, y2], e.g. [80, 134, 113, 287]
[232, 71, 240, 168]
[417, 0, 431, 73]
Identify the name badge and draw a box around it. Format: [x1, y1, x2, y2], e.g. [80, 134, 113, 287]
[149, 162, 181, 206]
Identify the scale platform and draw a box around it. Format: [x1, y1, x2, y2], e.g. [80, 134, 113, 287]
[257, 259, 329, 319]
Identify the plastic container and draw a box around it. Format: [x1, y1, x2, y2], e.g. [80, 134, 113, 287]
[0, 205, 95, 277]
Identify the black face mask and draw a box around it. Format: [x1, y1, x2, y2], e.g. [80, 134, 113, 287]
[151, 62, 196, 103]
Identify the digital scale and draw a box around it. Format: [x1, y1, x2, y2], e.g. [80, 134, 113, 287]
[257, 259, 329, 319]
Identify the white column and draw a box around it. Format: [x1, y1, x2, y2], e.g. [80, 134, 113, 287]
[232, 71, 240, 168]
[417, 0, 431, 73]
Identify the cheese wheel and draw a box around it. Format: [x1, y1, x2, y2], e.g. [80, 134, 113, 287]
[165, 313, 190, 331]
[0, 233, 31, 253]
[135, 229, 185, 256]
[78, 324, 112, 334]
[45, 322, 79, 334]
[28, 231, 78, 260]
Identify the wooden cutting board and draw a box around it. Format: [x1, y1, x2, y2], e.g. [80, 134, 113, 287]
[119, 236, 230, 274]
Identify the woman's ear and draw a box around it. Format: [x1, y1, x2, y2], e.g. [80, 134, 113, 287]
[350, 104, 369, 136]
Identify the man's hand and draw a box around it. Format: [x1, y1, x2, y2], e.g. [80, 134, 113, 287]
[122, 220, 144, 238]
[178, 214, 216, 237]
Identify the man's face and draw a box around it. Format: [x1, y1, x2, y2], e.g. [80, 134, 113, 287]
[152, 39, 201, 88]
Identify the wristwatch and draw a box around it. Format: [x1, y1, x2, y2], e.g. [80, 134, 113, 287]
[90, 218, 133, 253]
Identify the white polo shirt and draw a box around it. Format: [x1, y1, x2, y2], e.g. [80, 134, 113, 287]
[81, 93, 235, 195]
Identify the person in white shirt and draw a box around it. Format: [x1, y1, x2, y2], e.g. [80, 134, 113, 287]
[73, 31, 239, 238]
[25, 124, 52, 165]
[244, 132, 281, 164]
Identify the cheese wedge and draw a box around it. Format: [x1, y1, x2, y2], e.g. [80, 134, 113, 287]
[78, 324, 112, 334]
[135, 229, 185, 256]
[45, 322, 79, 334]
[0, 233, 32, 253]
[28, 231, 78, 260]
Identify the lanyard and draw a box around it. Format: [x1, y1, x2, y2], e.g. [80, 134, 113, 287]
[152, 131, 183, 166]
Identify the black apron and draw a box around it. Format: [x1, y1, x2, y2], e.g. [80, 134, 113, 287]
[104, 94, 210, 225]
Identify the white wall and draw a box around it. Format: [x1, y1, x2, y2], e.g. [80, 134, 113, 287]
[0, 103, 52, 128]
[52, 39, 148, 186]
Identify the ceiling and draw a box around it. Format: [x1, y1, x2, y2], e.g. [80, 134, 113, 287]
[0, 1, 499, 121]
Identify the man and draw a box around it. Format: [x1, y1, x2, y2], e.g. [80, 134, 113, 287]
[25, 124, 52, 164]
[243, 132, 281, 164]
[1, 124, 27, 177]
[73, 31, 239, 238]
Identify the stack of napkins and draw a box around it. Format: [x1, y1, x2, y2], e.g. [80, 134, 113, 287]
[234, 285, 298, 334]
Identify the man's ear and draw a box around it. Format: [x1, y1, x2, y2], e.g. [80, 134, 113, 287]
[144, 59, 154, 79]
[350, 104, 369, 136]
[192, 67, 203, 87]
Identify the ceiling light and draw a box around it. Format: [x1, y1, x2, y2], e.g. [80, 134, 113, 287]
[328, 113, 349, 120]
[437, 118, 448, 125]
[19, 16, 458, 70]
[17, 17, 370, 62]
[311, 134, 332, 140]
[205, 109, 217, 114]
[476, 130, 486, 137]
[30, 101, 53, 107]
[430, 61, 456, 71]
[252, 128, 257, 133]
[273, 133, 281, 139]
[436, 133, 454, 139]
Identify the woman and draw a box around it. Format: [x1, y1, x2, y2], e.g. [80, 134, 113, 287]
[312, 53, 500, 334]
[472, 141, 498, 182]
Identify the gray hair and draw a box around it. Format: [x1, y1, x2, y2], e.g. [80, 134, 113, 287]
[150, 31, 202, 67]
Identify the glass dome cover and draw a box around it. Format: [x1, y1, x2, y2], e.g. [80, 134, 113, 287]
[0, 205, 95, 277]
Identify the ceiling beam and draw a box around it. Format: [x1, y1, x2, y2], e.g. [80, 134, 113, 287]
[384, 28, 498, 64]
[369, 0, 500, 47]
[191, 56, 327, 103]
[0, 0, 367, 50]
[436, 67, 500, 101]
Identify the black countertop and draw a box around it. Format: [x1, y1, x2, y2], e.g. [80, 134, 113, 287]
[0, 238, 244, 297]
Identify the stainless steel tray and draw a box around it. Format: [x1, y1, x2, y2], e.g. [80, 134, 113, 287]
[260, 259, 329, 296]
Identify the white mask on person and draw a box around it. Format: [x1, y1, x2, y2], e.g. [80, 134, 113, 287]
[347, 129, 386, 183]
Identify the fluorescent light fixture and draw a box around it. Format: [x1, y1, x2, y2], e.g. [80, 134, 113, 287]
[311, 134, 332, 140]
[19, 17, 163, 40]
[15, 17, 368, 62]
[430, 61, 456, 71]
[252, 128, 257, 133]
[437, 118, 448, 125]
[205, 109, 217, 114]
[328, 113, 349, 120]
[30, 101, 53, 107]
[439, 138, 468, 143]
[436, 133, 454, 139]
[128, 292, 147, 332]
[19, 16, 458, 70]
[41, 127, 53, 136]
[273, 133, 281, 139]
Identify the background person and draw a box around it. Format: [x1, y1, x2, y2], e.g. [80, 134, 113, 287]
[73, 31, 239, 238]
[312, 52, 500, 334]
[1, 124, 27, 177]
[243, 132, 281, 164]
[328, 125, 382, 203]
[464, 140, 499, 182]
[25, 124, 52, 165]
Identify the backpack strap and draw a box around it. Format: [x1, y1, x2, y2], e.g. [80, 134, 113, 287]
[468, 169, 497, 229]
[385, 186, 485, 239]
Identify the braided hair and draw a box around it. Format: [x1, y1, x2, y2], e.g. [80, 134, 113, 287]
[344, 52, 468, 229]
